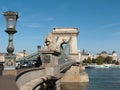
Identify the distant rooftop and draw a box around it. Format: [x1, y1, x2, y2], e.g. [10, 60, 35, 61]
[97, 51, 117, 55]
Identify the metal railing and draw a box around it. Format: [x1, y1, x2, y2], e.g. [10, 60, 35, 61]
[16, 52, 39, 61]
[59, 59, 75, 72]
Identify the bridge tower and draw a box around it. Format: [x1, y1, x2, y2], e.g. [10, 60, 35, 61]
[52, 28, 80, 62]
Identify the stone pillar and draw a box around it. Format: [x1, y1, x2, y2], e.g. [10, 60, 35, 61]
[60, 66, 89, 82]
[3, 54, 17, 75]
[40, 50, 61, 76]
[52, 28, 80, 62]
[70, 35, 78, 53]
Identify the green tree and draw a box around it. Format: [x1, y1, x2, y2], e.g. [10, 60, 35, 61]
[112, 60, 116, 64]
[104, 56, 112, 64]
[83, 59, 87, 64]
[92, 59, 96, 63]
[115, 60, 119, 65]
[96, 56, 103, 65]
[86, 57, 92, 64]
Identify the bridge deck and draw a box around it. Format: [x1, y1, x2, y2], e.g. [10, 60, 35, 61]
[0, 75, 19, 90]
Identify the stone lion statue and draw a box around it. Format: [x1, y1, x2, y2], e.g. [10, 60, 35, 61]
[44, 33, 59, 51]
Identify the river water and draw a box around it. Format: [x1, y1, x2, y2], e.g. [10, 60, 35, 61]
[61, 68, 120, 90]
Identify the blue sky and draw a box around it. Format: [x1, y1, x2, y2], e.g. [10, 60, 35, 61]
[0, 0, 120, 56]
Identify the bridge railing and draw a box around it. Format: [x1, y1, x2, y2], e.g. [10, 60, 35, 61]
[59, 58, 75, 72]
[16, 52, 39, 61]
[16, 68, 45, 90]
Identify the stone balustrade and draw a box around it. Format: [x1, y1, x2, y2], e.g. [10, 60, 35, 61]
[16, 68, 45, 90]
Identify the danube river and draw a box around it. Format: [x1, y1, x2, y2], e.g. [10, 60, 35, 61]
[61, 68, 120, 90]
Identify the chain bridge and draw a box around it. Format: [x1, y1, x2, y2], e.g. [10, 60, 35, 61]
[15, 28, 88, 90]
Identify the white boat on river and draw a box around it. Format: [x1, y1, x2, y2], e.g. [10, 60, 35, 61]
[85, 64, 112, 68]
[95, 64, 111, 68]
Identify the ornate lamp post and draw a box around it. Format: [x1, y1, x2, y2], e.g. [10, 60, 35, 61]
[23, 50, 26, 58]
[3, 11, 19, 75]
[23, 50, 26, 62]
[37, 45, 41, 54]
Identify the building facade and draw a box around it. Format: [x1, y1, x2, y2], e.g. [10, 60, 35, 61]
[0, 52, 28, 63]
[81, 49, 93, 61]
[96, 51, 118, 61]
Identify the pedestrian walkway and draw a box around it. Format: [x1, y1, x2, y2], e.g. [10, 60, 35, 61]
[0, 67, 40, 90]
[0, 75, 19, 90]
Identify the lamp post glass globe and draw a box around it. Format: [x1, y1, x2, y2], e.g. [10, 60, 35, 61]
[8, 18, 14, 28]
[3, 11, 18, 31]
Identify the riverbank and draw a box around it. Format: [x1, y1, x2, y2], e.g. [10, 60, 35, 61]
[85, 64, 120, 68]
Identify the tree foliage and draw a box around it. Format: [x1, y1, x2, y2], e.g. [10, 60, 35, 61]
[83, 59, 87, 64]
[82, 55, 118, 65]
[104, 56, 112, 64]
[86, 57, 92, 64]
[115, 60, 119, 65]
[96, 56, 103, 65]
[92, 59, 96, 63]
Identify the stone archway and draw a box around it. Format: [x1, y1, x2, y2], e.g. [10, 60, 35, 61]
[51, 28, 80, 62]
